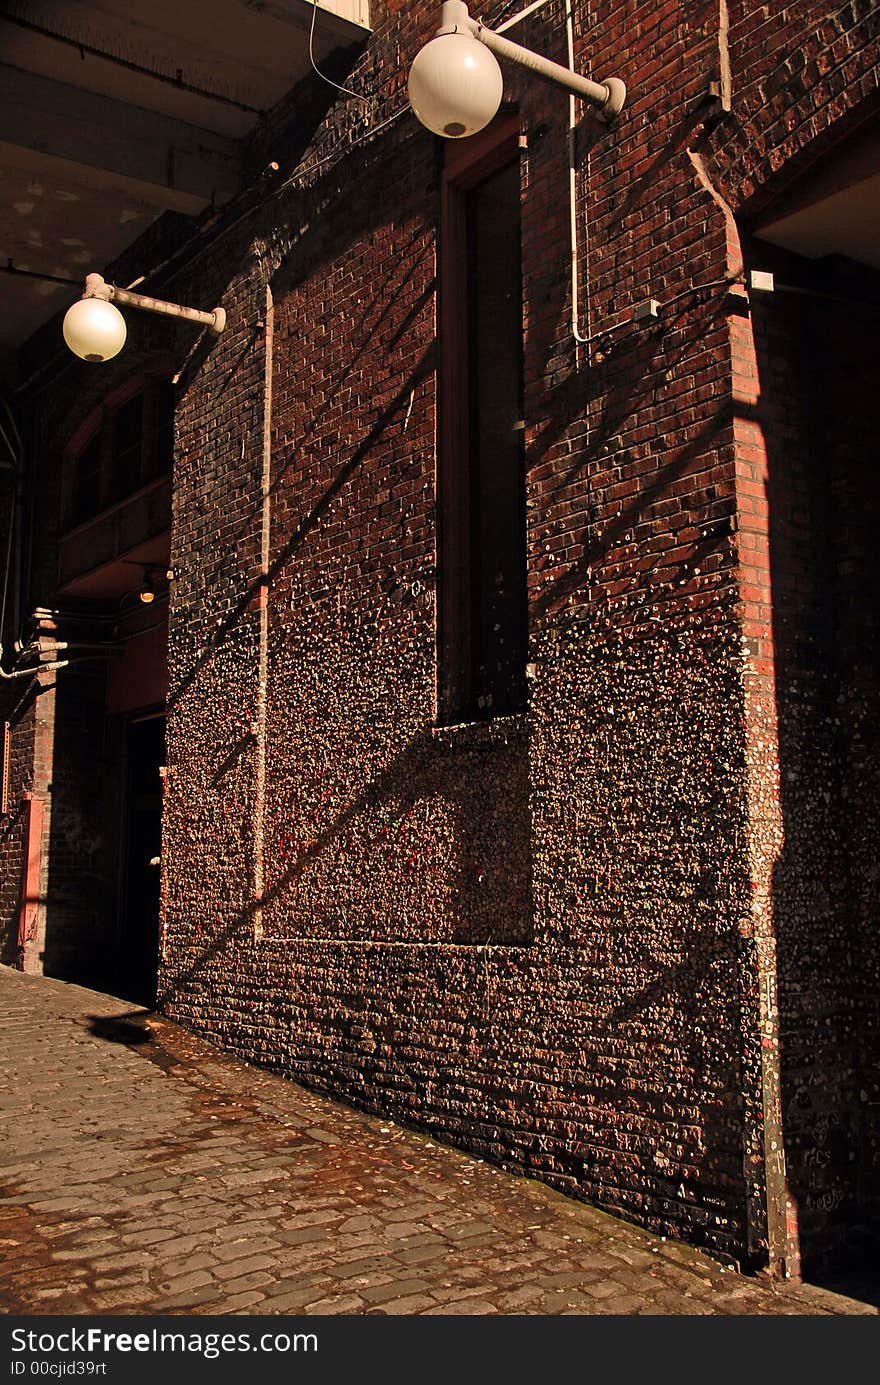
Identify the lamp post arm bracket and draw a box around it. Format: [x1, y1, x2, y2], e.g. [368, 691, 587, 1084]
[473, 21, 623, 116]
[83, 273, 226, 334]
[435, 1, 625, 120]
[109, 285, 225, 334]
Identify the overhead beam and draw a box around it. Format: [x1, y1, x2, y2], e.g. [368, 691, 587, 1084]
[0, 63, 242, 213]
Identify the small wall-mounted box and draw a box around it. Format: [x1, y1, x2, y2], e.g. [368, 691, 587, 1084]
[749, 270, 775, 293]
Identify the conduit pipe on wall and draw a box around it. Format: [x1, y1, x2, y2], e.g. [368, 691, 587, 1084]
[568, 0, 592, 348]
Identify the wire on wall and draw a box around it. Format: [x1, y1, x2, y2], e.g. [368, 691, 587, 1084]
[308, 0, 370, 103]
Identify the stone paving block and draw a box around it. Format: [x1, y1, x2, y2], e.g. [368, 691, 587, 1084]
[280, 1209, 345, 1229]
[158, 1269, 215, 1296]
[305, 1128, 341, 1145]
[360, 1278, 431, 1305]
[24, 1197, 83, 1213]
[93, 1271, 150, 1290]
[324, 1231, 381, 1255]
[442, 1220, 499, 1241]
[276, 1226, 328, 1247]
[89, 1250, 153, 1273]
[424, 1299, 500, 1314]
[302, 1293, 368, 1314]
[28, 1286, 80, 1303]
[160, 1252, 218, 1278]
[373, 1220, 429, 1239]
[12, 1264, 89, 1287]
[379, 1201, 439, 1221]
[152, 1284, 222, 1311]
[371, 1293, 439, 1314]
[480, 1254, 544, 1276]
[538, 1270, 601, 1290]
[258, 1283, 334, 1313]
[211, 1236, 283, 1262]
[337, 1215, 380, 1234]
[208, 1220, 271, 1243]
[214, 1254, 278, 1281]
[119, 1227, 180, 1247]
[87, 1285, 157, 1310]
[394, 1240, 452, 1266]
[331, 1256, 395, 1280]
[207, 1290, 269, 1314]
[496, 1286, 546, 1310]
[211, 1270, 275, 1295]
[220, 1167, 291, 1187]
[283, 1196, 352, 1213]
[580, 1278, 621, 1300]
[155, 1233, 211, 1260]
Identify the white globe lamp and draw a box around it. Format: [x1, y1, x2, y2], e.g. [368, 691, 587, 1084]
[408, 31, 503, 139]
[62, 295, 127, 363]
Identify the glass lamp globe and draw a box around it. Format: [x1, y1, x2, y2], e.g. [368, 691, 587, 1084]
[62, 296, 127, 362]
[408, 32, 503, 138]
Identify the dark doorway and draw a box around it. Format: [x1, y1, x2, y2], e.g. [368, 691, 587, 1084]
[117, 713, 165, 1005]
[746, 239, 880, 1279]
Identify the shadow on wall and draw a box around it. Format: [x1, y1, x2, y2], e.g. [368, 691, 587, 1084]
[158, 717, 534, 1012]
[161, 128, 535, 979]
[259, 711, 534, 947]
[748, 243, 880, 1278]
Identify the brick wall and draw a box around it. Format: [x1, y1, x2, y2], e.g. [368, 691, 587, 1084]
[716, 0, 879, 216]
[157, 0, 767, 1270]
[11, 0, 879, 1274]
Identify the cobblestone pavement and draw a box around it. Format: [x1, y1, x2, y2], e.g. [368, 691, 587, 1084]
[0, 967, 875, 1318]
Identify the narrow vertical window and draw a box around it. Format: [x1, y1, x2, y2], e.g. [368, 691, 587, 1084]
[439, 122, 527, 723]
[63, 377, 174, 530]
[111, 392, 144, 502]
[71, 432, 102, 527]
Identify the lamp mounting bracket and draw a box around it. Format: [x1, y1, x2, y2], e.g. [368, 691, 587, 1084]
[438, 1, 625, 122]
[82, 273, 226, 335]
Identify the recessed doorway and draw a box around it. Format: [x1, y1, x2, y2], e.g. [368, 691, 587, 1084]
[117, 712, 165, 1006]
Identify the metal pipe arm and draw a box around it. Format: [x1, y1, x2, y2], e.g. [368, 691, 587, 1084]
[438, 0, 625, 120]
[472, 20, 624, 117]
[83, 273, 226, 334]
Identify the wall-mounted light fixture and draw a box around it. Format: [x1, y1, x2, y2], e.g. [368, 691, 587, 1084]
[138, 567, 161, 605]
[63, 273, 227, 363]
[408, 0, 625, 139]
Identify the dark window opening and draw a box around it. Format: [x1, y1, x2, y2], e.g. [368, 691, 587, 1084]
[439, 134, 527, 723]
[64, 378, 174, 531]
[110, 393, 143, 503]
[145, 379, 175, 484]
[466, 160, 527, 717]
[71, 432, 102, 528]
